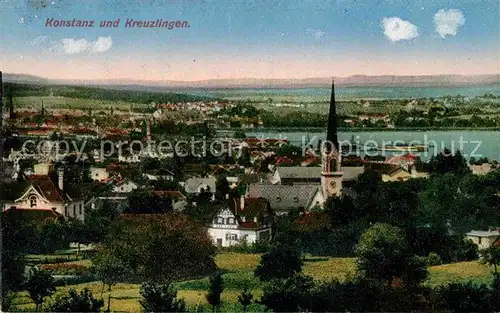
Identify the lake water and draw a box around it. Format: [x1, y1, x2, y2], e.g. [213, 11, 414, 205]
[245, 130, 500, 161]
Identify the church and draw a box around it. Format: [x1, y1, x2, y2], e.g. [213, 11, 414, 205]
[247, 79, 359, 214]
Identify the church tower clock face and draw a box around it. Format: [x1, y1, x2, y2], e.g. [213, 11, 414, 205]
[330, 181, 336, 188]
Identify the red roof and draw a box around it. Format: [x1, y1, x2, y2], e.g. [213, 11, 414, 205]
[26, 175, 66, 202]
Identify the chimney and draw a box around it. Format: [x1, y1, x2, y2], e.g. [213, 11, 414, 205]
[58, 167, 64, 191]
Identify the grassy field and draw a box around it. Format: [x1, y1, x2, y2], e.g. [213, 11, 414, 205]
[14, 96, 147, 111]
[13, 253, 495, 312]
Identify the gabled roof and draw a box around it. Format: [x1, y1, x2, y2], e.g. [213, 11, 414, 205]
[185, 177, 216, 193]
[276, 166, 321, 179]
[20, 175, 69, 202]
[466, 230, 500, 237]
[221, 197, 272, 229]
[247, 184, 322, 212]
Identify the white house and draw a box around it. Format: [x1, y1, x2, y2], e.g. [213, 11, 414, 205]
[185, 177, 216, 194]
[112, 179, 138, 194]
[89, 167, 110, 182]
[208, 197, 272, 247]
[2, 167, 85, 220]
[466, 229, 500, 250]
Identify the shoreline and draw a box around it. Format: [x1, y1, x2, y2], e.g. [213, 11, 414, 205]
[218, 127, 500, 133]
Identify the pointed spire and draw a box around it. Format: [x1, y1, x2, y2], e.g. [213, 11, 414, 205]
[326, 77, 339, 152]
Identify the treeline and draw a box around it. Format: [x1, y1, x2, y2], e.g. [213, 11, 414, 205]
[253, 228, 500, 313]
[3, 82, 216, 104]
[273, 151, 500, 260]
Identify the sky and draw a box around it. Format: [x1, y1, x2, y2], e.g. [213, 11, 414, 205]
[1, 0, 499, 81]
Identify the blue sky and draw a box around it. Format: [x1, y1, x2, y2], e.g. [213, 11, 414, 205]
[1, 0, 498, 80]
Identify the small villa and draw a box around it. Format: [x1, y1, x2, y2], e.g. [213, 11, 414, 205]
[207, 197, 273, 247]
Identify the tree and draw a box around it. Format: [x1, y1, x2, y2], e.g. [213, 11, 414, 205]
[83, 200, 120, 243]
[99, 213, 216, 282]
[139, 281, 186, 313]
[1, 215, 26, 307]
[254, 244, 303, 281]
[25, 267, 56, 311]
[66, 217, 88, 255]
[259, 275, 314, 312]
[428, 148, 470, 176]
[234, 130, 246, 139]
[237, 287, 253, 312]
[215, 175, 230, 200]
[355, 223, 428, 287]
[45, 288, 104, 312]
[434, 282, 497, 312]
[93, 252, 131, 312]
[206, 271, 224, 312]
[481, 245, 500, 274]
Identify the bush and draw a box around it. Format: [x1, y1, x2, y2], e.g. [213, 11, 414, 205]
[259, 275, 314, 312]
[44, 288, 104, 312]
[255, 244, 303, 281]
[221, 240, 270, 254]
[139, 281, 186, 312]
[434, 282, 497, 312]
[426, 252, 442, 266]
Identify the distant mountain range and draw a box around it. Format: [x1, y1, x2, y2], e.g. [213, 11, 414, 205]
[3, 73, 499, 89]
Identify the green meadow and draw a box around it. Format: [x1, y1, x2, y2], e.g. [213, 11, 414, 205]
[12, 252, 494, 312]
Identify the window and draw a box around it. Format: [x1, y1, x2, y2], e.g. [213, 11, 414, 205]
[478, 237, 482, 245]
[293, 197, 299, 203]
[79, 203, 82, 215]
[276, 197, 282, 202]
[29, 196, 37, 208]
[217, 217, 224, 224]
[73, 205, 76, 216]
[228, 217, 235, 224]
[226, 234, 238, 241]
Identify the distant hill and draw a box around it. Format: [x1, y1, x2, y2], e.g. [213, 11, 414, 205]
[2, 82, 217, 103]
[3, 73, 50, 85]
[3, 72, 499, 89]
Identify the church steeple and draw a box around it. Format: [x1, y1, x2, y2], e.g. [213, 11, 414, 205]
[321, 77, 343, 197]
[326, 78, 339, 153]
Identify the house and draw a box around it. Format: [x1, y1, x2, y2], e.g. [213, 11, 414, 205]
[271, 167, 322, 185]
[382, 166, 429, 182]
[112, 179, 138, 194]
[469, 163, 494, 175]
[184, 177, 216, 194]
[2, 167, 85, 220]
[144, 168, 175, 181]
[466, 229, 500, 250]
[152, 190, 186, 206]
[85, 196, 128, 213]
[247, 184, 324, 215]
[208, 197, 272, 247]
[89, 167, 110, 182]
[270, 166, 364, 187]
